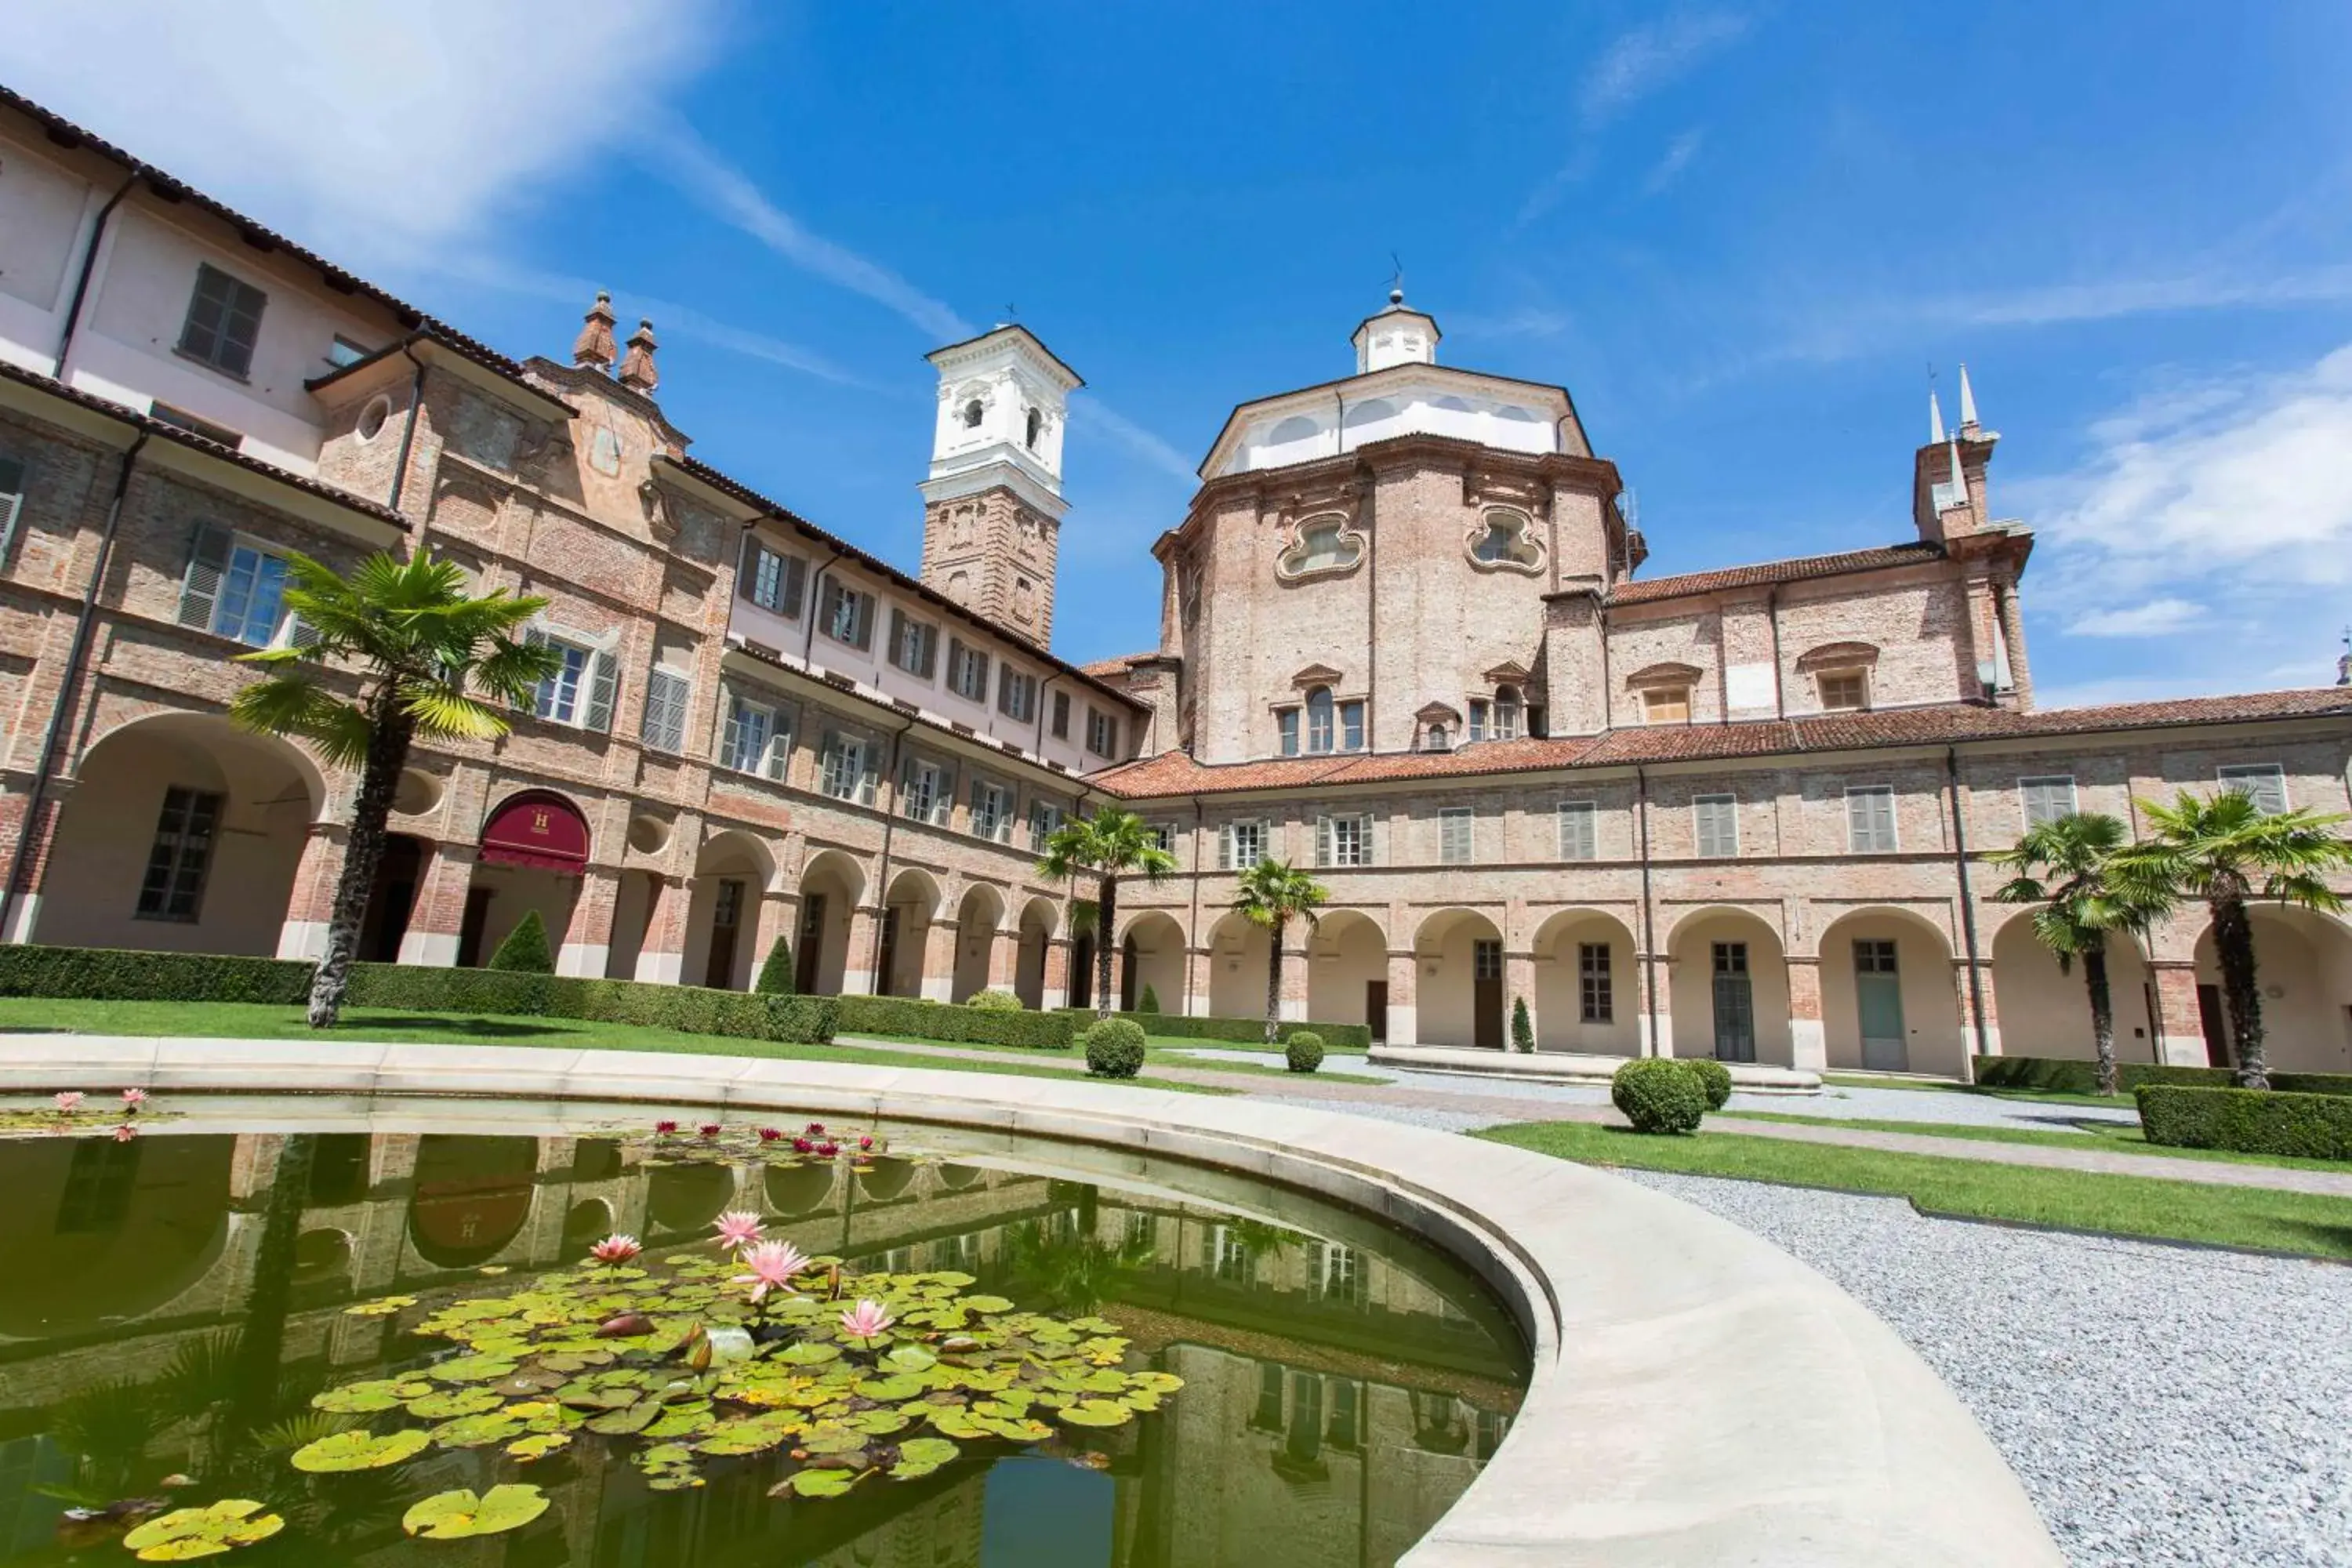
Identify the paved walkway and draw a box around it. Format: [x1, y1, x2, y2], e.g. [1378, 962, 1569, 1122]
[848, 1036, 2352, 1199]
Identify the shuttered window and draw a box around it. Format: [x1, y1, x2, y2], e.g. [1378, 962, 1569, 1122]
[947, 639, 989, 702]
[1439, 808, 1475, 865]
[819, 580, 872, 649]
[820, 733, 873, 804]
[176, 525, 296, 648]
[970, 779, 1012, 842]
[1086, 707, 1120, 758]
[525, 630, 618, 731]
[1317, 814, 1371, 868]
[998, 666, 1037, 721]
[176, 263, 267, 379]
[720, 691, 789, 779]
[739, 539, 807, 617]
[1050, 691, 1071, 739]
[2019, 775, 2077, 829]
[1028, 799, 1065, 849]
[640, 666, 690, 753]
[1221, 820, 1265, 870]
[888, 609, 938, 678]
[1846, 786, 1898, 852]
[900, 757, 952, 825]
[2218, 764, 2288, 815]
[0, 456, 24, 559]
[1693, 795, 1739, 858]
[1557, 801, 1598, 861]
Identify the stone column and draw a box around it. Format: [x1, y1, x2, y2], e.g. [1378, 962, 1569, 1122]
[2148, 960, 2208, 1067]
[632, 875, 690, 985]
[842, 906, 879, 995]
[1952, 958, 2000, 1065]
[920, 918, 959, 1002]
[0, 786, 65, 943]
[398, 841, 475, 967]
[1279, 938, 1309, 1022]
[1041, 937, 1071, 1011]
[558, 866, 619, 978]
[1639, 952, 1673, 1057]
[275, 822, 348, 960]
[1785, 955, 1827, 1072]
[1185, 946, 1214, 1016]
[985, 923, 1018, 990]
[1384, 949, 1418, 1046]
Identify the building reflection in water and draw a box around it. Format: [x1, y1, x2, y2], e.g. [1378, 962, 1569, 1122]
[0, 1127, 1523, 1567]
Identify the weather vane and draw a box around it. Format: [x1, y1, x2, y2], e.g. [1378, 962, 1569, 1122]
[1387, 252, 1404, 297]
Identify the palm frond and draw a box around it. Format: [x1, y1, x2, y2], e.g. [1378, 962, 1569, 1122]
[402, 683, 514, 742]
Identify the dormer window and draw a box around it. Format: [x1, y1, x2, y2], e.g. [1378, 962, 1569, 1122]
[1494, 685, 1523, 739]
[1643, 687, 1691, 724]
[1025, 407, 1042, 449]
[1468, 699, 1489, 742]
[1306, 687, 1335, 752]
[1424, 724, 1450, 752]
[963, 399, 984, 429]
[1817, 670, 1869, 711]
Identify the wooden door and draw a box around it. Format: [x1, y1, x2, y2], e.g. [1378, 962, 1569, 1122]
[1854, 939, 1907, 1070]
[1711, 942, 1755, 1062]
[1472, 939, 1504, 1050]
[456, 887, 493, 968]
[2196, 983, 2231, 1068]
[877, 908, 901, 997]
[795, 894, 826, 993]
[1367, 981, 1388, 1044]
[703, 878, 745, 989]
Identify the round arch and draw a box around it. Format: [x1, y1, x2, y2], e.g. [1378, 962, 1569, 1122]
[1530, 908, 1639, 1054]
[1207, 909, 1274, 1022]
[879, 867, 943, 997]
[0, 1133, 233, 1337]
[1014, 895, 1059, 1010]
[1306, 909, 1388, 1033]
[793, 849, 866, 996]
[463, 788, 592, 970]
[1121, 909, 1188, 1014]
[951, 883, 1008, 1002]
[1817, 906, 1963, 1076]
[1987, 906, 2157, 1069]
[37, 711, 325, 956]
[683, 829, 776, 992]
[1665, 906, 1791, 1065]
[2192, 907, 2352, 1075]
[1414, 907, 1506, 1050]
[408, 1135, 537, 1269]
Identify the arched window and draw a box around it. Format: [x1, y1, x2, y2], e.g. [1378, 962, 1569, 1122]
[963, 399, 984, 429]
[1305, 686, 1336, 753]
[1494, 685, 1523, 739]
[1025, 407, 1043, 449]
[1423, 724, 1450, 752]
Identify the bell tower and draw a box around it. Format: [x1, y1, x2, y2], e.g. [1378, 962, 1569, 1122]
[918, 325, 1083, 648]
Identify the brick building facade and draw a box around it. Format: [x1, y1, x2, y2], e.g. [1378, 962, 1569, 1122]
[0, 90, 2347, 1078]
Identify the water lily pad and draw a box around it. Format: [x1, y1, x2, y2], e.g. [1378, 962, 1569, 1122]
[771, 1341, 839, 1367]
[343, 1295, 416, 1317]
[428, 1354, 519, 1385]
[401, 1484, 550, 1540]
[889, 1436, 960, 1479]
[406, 1388, 503, 1419]
[291, 1428, 430, 1472]
[699, 1415, 797, 1456]
[848, 1407, 911, 1436]
[310, 1379, 408, 1414]
[431, 1410, 528, 1448]
[506, 1432, 572, 1461]
[1058, 1399, 1131, 1428]
[880, 1343, 938, 1374]
[978, 1414, 1055, 1443]
[121, 1500, 284, 1561]
[855, 1374, 926, 1403]
[799, 1423, 867, 1456]
[585, 1400, 662, 1436]
[924, 1407, 985, 1440]
[960, 1295, 1014, 1315]
[1127, 1370, 1183, 1396]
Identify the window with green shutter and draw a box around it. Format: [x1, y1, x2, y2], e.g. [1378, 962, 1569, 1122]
[2217, 764, 2288, 815]
[641, 666, 690, 753]
[1557, 800, 1598, 861]
[177, 263, 268, 379]
[1693, 795, 1739, 858]
[2019, 775, 2077, 828]
[1845, 786, 1897, 853]
[0, 456, 24, 560]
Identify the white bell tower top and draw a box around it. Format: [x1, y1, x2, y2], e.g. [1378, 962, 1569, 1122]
[921, 325, 1084, 521]
[1352, 289, 1442, 373]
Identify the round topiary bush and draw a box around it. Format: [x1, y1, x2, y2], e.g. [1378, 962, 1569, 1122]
[1611, 1058, 1706, 1134]
[1685, 1056, 1733, 1111]
[1284, 1031, 1325, 1074]
[967, 989, 1023, 1011]
[1082, 1018, 1147, 1079]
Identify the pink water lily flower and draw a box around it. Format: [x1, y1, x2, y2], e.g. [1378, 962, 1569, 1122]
[112, 1123, 137, 1143]
[653, 1120, 679, 1135]
[839, 1299, 894, 1342]
[121, 1088, 147, 1112]
[590, 1234, 642, 1265]
[698, 1123, 722, 1139]
[53, 1091, 84, 1113]
[804, 1121, 826, 1136]
[734, 1239, 812, 1303]
[712, 1210, 765, 1253]
[757, 1127, 782, 1142]
[857, 1135, 874, 1151]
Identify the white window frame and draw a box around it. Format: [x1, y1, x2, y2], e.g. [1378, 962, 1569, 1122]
[1693, 793, 1739, 858]
[900, 756, 953, 826]
[1845, 784, 1898, 853]
[1438, 808, 1475, 865]
[1027, 798, 1065, 850]
[887, 608, 937, 679]
[1277, 707, 1301, 756]
[1557, 800, 1599, 862]
[946, 637, 989, 702]
[2018, 775, 2078, 829]
[1305, 687, 1336, 753]
[1086, 706, 1120, 759]
[1221, 819, 1267, 870]
[1318, 813, 1371, 868]
[819, 732, 875, 804]
[2217, 764, 2288, 815]
[742, 539, 808, 618]
[1467, 699, 1489, 742]
[997, 666, 1037, 722]
[970, 777, 1012, 842]
[524, 624, 620, 731]
[640, 663, 691, 753]
[0, 455, 27, 560]
[818, 579, 873, 650]
[1340, 699, 1365, 752]
[721, 688, 791, 779]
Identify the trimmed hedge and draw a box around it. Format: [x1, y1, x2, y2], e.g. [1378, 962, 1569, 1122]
[835, 994, 1075, 1051]
[965, 989, 1023, 1011]
[1284, 1031, 1325, 1074]
[1974, 1054, 2352, 1099]
[1058, 1008, 1373, 1052]
[2136, 1084, 2352, 1162]
[0, 942, 836, 1046]
[1686, 1057, 1733, 1111]
[1612, 1058, 1706, 1135]
[1082, 1017, 1147, 1079]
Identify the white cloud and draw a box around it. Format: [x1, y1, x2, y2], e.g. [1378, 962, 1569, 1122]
[1642, 128, 1707, 195]
[1069, 397, 1197, 485]
[1949, 264, 2352, 329]
[0, 0, 724, 266]
[647, 118, 975, 343]
[1581, 12, 1751, 125]
[2062, 597, 2206, 637]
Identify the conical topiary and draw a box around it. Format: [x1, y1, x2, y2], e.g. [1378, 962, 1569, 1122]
[486, 909, 555, 973]
[1138, 983, 1161, 1014]
[755, 935, 797, 995]
[1510, 996, 1534, 1053]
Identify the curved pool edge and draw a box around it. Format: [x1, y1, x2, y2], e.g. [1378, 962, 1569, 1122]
[1, 1036, 2063, 1567]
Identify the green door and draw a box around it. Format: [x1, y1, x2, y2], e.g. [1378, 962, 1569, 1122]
[1854, 939, 1906, 1070]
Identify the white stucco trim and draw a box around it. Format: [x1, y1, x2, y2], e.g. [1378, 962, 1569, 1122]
[3, 892, 41, 945]
[556, 942, 607, 979]
[0, 1037, 2063, 1567]
[633, 950, 682, 986]
[1790, 1017, 1829, 1073]
[397, 931, 458, 967]
[274, 920, 327, 960]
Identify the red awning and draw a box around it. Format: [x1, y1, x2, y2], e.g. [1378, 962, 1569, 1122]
[479, 790, 590, 875]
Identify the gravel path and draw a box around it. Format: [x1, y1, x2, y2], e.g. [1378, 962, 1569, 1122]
[1617, 1169, 2352, 1567]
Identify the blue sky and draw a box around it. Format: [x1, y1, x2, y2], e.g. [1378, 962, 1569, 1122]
[9, 2, 2352, 706]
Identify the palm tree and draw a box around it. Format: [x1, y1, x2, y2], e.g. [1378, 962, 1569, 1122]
[1231, 857, 1330, 1044]
[1990, 812, 2172, 1095]
[1036, 807, 1178, 1017]
[2111, 788, 2352, 1089]
[231, 549, 557, 1027]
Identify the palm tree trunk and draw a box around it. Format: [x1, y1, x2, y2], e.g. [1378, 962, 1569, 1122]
[1094, 873, 1118, 1019]
[2082, 943, 2118, 1096]
[1264, 915, 1285, 1045]
[307, 695, 413, 1029]
[2211, 893, 2268, 1089]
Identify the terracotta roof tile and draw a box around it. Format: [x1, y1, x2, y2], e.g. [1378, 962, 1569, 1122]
[1086, 688, 2352, 799]
[1608, 542, 1947, 605]
[1079, 651, 1157, 677]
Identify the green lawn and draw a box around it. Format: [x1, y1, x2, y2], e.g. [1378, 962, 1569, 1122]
[1723, 1109, 2352, 1174]
[1142, 1033, 1369, 1057]
[1821, 1073, 2129, 1109]
[0, 998, 1234, 1096]
[1478, 1119, 2352, 1261]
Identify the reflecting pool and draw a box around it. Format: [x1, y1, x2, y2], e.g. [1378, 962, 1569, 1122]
[0, 1098, 1526, 1566]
